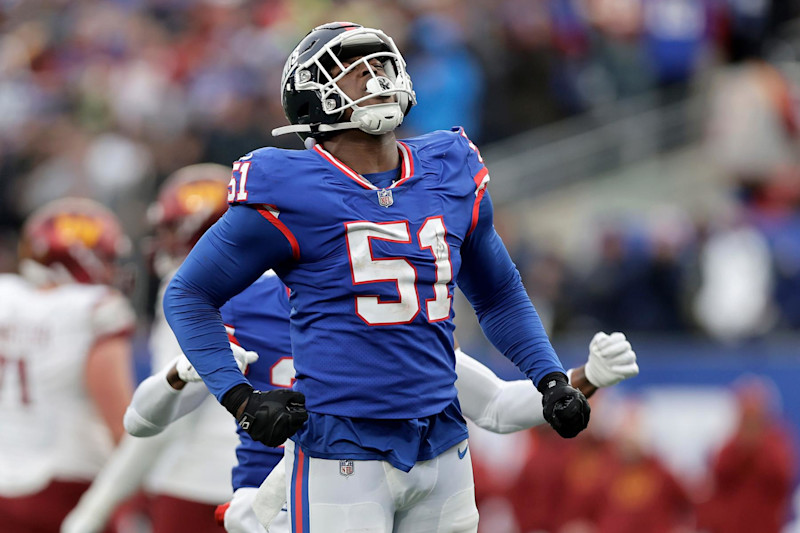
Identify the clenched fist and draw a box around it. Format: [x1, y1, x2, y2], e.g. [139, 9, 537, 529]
[585, 332, 639, 388]
[539, 372, 590, 438]
[223, 384, 308, 447]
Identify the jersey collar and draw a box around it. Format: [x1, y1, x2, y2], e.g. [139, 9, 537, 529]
[313, 141, 414, 190]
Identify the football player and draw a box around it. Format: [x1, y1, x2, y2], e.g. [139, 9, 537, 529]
[126, 263, 636, 531]
[61, 164, 241, 533]
[164, 22, 592, 532]
[0, 198, 136, 533]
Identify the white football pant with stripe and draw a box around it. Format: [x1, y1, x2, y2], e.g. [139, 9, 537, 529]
[283, 439, 478, 533]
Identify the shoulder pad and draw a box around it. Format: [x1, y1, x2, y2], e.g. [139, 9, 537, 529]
[402, 129, 463, 155]
[90, 288, 136, 339]
[403, 127, 488, 192]
[228, 148, 315, 206]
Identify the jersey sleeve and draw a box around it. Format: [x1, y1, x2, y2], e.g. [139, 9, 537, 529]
[452, 127, 488, 184]
[227, 149, 303, 260]
[163, 205, 295, 402]
[455, 349, 546, 433]
[226, 148, 274, 207]
[457, 191, 566, 386]
[89, 289, 136, 340]
[449, 127, 490, 236]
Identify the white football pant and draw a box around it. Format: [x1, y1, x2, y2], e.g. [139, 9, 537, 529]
[284, 439, 479, 533]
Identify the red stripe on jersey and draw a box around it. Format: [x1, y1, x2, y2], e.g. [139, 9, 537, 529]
[313, 145, 375, 189]
[315, 143, 416, 190]
[468, 168, 490, 236]
[473, 167, 489, 189]
[468, 187, 487, 236]
[460, 127, 484, 163]
[256, 205, 300, 261]
[390, 142, 414, 188]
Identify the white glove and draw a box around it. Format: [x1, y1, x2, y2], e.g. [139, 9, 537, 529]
[176, 342, 259, 383]
[584, 331, 639, 388]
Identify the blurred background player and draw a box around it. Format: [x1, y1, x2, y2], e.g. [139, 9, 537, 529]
[696, 376, 796, 533]
[127, 271, 291, 533]
[61, 164, 237, 533]
[0, 197, 136, 533]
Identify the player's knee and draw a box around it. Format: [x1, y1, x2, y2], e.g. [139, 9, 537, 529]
[439, 487, 479, 533]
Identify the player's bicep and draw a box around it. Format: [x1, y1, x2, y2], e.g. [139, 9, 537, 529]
[175, 205, 295, 307]
[457, 192, 519, 305]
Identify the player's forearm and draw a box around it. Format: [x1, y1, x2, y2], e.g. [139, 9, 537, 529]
[459, 261, 564, 385]
[163, 207, 292, 402]
[567, 365, 598, 398]
[457, 348, 602, 433]
[124, 362, 209, 437]
[466, 368, 595, 433]
[163, 274, 249, 402]
[456, 348, 545, 433]
[476, 286, 564, 384]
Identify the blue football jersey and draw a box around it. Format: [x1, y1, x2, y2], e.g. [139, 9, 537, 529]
[228, 128, 490, 420]
[219, 271, 293, 490]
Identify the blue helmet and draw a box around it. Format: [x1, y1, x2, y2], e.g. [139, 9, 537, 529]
[273, 22, 416, 140]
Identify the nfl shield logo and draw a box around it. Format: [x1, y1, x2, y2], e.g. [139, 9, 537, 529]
[339, 459, 354, 477]
[377, 188, 393, 208]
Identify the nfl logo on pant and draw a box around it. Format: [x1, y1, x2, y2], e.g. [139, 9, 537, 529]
[377, 188, 393, 207]
[339, 459, 354, 477]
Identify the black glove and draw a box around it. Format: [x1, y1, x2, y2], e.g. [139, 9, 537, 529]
[538, 372, 590, 438]
[222, 384, 308, 447]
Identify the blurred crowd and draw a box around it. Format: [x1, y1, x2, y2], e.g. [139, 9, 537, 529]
[500, 37, 800, 344]
[470, 375, 797, 533]
[2, 0, 800, 333]
[3, 0, 800, 531]
[1, 0, 799, 283]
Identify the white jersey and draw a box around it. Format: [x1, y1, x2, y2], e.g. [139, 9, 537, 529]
[0, 274, 135, 496]
[142, 276, 238, 504]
